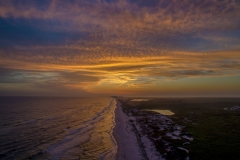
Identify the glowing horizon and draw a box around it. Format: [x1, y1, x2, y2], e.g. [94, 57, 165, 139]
[0, 0, 240, 97]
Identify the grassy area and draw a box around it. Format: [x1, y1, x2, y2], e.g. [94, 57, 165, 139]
[119, 97, 240, 160]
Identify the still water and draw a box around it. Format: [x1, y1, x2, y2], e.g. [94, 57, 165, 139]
[0, 97, 117, 160]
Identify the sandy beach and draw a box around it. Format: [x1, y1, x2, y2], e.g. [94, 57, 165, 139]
[113, 101, 143, 159]
[113, 100, 164, 160]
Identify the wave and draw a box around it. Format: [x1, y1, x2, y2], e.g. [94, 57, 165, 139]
[0, 97, 117, 160]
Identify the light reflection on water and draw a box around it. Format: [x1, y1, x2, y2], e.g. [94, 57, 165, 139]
[144, 109, 175, 115]
[131, 99, 150, 102]
[0, 97, 117, 160]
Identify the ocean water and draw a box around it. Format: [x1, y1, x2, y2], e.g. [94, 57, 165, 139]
[0, 97, 117, 160]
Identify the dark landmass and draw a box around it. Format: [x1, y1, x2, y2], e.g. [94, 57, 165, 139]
[117, 97, 240, 160]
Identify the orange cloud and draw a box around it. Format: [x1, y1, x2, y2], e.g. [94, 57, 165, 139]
[0, 0, 240, 96]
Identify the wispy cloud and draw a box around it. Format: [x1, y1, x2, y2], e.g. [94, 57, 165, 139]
[0, 0, 240, 96]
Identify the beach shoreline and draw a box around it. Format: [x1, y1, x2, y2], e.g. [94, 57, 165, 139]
[113, 100, 143, 160]
[113, 99, 164, 160]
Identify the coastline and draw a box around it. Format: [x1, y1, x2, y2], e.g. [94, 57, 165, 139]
[113, 99, 164, 160]
[113, 100, 143, 160]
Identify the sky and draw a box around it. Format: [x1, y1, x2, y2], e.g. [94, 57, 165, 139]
[0, 0, 240, 97]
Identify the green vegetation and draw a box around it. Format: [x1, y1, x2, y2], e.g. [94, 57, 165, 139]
[120, 98, 240, 160]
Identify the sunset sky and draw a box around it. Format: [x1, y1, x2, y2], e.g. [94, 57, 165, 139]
[0, 0, 240, 97]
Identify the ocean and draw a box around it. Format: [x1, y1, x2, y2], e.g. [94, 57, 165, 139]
[0, 97, 117, 160]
